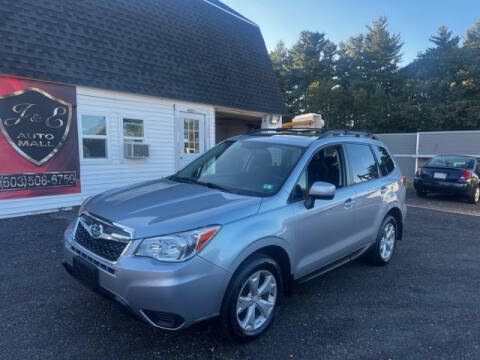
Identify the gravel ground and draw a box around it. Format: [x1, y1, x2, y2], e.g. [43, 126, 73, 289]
[1, 193, 479, 360]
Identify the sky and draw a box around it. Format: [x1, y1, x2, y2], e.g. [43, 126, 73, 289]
[220, 0, 480, 65]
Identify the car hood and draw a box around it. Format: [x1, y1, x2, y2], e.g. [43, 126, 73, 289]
[82, 178, 262, 238]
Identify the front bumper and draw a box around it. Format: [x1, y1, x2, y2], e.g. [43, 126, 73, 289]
[414, 178, 472, 195]
[62, 223, 230, 330]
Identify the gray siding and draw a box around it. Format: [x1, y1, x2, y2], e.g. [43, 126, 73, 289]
[418, 132, 480, 156]
[375, 134, 417, 155]
[393, 157, 416, 178]
[375, 131, 480, 178]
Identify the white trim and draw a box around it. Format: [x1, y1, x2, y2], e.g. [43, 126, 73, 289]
[174, 105, 210, 170]
[377, 130, 480, 136]
[391, 154, 416, 158]
[418, 130, 480, 135]
[415, 132, 420, 171]
[202, 0, 259, 27]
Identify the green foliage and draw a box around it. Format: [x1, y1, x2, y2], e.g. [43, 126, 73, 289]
[270, 18, 480, 132]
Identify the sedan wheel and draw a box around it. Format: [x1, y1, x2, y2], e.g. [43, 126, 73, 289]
[236, 270, 277, 332]
[473, 187, 480, 204]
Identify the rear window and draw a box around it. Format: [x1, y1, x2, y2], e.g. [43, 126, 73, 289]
[373, 146, 395, 176]
[425, 156, 474, 170]
[344, 143, 379, 184]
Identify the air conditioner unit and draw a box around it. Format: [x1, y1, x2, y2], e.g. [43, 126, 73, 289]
[124, 142, 149, 159]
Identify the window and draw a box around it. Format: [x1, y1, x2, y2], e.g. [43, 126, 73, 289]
[425, 156, 475, 170]
[82, 115, 107, 158]
[344, 143, 379, 184]
[123, 118, 144, 143]
[175, 140, 304, 197]
[290, 145, 345, 202]
[476, 160, 480, 175]
[373, 146, 395, 176]
[183, 118, 200, 154]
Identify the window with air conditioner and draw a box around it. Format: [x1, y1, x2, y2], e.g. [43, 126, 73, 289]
[123, 118, 144, 143]
[123, 119, 149, 159]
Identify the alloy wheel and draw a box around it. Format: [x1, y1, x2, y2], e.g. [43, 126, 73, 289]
[236, 270, 277, 332]
[379, 222, 396, 261]
[475, 187, 479, 203]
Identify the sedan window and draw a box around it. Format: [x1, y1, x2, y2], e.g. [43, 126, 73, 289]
[425, 156, 474, 170]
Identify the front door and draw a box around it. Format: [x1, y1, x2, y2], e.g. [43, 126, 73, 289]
[177, 112, 205, 169]
[291, 144, 358, 278]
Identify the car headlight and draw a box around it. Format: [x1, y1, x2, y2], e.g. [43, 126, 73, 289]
[135, 225, 221, 262]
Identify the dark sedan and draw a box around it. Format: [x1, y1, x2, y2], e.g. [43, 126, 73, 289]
[414, 155, 480, 204]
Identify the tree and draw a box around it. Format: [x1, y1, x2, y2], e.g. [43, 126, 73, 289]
[429, 25, 460, 49]
[269, 18, 480, 133]
[464, 20, 480, 49]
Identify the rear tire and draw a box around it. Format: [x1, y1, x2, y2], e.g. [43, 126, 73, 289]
[364, 215, 397, 266]
[470, 185, 480, 204]
[219, 254, 283, 341]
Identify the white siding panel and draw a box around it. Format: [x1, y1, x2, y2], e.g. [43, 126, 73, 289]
[0, 87, 215, 218]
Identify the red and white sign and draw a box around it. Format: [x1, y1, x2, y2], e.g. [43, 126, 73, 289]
[0, 76, 81, 200]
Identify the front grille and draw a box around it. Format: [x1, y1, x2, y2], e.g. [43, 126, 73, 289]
[75, 222, 128, 262]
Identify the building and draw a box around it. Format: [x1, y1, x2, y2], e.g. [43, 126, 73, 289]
[0, 0, 284, 218]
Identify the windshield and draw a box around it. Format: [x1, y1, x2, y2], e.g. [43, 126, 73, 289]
[425, 156, 474, 170]
[171, 140, 305, 197]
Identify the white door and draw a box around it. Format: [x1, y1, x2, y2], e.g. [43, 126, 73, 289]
[177, 112, 205, 169]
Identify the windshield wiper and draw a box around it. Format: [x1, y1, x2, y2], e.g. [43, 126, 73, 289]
[196, 181, 231, 193]
[170, 176, 232, 193]
[169, 175, 198, 184]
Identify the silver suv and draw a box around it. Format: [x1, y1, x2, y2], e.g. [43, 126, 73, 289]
[63, 129, 407, 339]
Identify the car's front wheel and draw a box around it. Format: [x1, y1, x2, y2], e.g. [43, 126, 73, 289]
[364, 215, 397, 266]
[220, 254, 282, 340]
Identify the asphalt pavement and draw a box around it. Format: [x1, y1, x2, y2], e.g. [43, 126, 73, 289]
[1, 193, 479, 360]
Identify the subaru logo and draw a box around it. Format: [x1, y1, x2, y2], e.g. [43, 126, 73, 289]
[89, 223, 103, 238]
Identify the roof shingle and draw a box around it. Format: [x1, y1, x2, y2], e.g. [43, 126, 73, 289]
[0, 0, 284, 114]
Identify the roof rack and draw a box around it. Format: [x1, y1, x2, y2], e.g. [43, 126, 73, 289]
[248, 128, 376, 139]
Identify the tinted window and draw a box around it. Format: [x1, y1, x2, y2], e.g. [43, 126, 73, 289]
[290, 145, 344, 201]
[374, 146, 395, 176]
[345, 144, 379, 184]
[425, 156, 474, 170]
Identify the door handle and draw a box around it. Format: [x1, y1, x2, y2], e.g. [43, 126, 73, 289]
[344, 198, 354, 209]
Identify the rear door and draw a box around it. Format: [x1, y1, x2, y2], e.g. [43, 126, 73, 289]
[343, 143, 384, 247]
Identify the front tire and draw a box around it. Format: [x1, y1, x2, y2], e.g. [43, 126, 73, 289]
[220, 254, 282, 340]
[364, 215, 397, 266]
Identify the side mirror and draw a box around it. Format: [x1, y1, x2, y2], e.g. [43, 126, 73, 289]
[305, 181, 336, 209]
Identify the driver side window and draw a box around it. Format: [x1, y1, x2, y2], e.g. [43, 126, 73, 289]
[291, 145, 345, 202]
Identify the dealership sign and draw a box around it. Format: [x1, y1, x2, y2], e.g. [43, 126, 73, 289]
[0, 76, 81, 200]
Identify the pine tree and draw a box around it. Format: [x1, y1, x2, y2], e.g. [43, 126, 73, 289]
[429, 25, 460, 49]
[464, 20, 480, 49]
